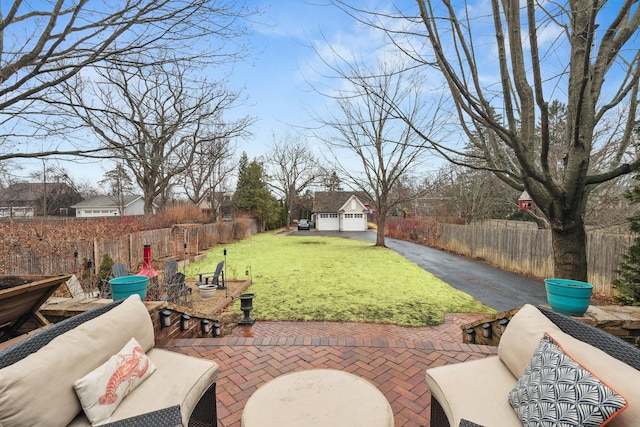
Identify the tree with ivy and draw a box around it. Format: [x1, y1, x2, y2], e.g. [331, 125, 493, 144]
[232, 153, 283, 230]
[614, 174, 640, 306]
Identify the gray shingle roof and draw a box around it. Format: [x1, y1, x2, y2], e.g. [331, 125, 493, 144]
[71, 195, 142, 209]
[0, 182, 76, 204]
[313, 191, 369, 212]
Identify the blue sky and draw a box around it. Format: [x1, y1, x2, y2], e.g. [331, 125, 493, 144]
[18, 1, 403, 186]
[231, 1, 400, 159]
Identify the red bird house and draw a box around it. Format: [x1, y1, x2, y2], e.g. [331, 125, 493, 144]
[518, 191, 533, 211]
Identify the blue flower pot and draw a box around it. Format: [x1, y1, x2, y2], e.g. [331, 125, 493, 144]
[109, 275, 149, 301]
[544, 278, 593, 317]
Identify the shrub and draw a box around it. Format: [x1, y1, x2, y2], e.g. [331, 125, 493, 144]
[154, 204, 209, 228]
[613, 176, 640, 305]
[97, 253, 115, 281]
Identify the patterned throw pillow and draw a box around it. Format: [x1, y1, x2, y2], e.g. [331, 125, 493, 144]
[508, 333, 627, 427]
[74, 337, 157, 425]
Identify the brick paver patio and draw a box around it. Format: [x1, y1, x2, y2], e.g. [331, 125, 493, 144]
[159, 312, 497, 427]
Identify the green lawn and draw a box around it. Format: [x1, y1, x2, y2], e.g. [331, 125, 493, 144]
[184, 232, 494, 327]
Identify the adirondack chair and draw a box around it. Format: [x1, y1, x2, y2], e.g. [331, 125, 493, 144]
[159, 260, 192, 308]
[97, 262, 129, 299]
[198, 261, 225, 290]
[162, 260, 179, 285]
[112, 263, 128, 278]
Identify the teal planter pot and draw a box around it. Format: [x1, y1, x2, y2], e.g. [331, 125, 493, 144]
[544, 278, 593, 317]
[109, 275, 149, 301]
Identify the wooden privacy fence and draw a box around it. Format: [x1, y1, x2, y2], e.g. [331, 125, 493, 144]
[1, 219, 258, 277]
[417, 223, 633, 296]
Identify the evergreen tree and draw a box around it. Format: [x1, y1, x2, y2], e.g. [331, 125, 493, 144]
[232, 153, 283, 229]
[613, 174, 640, 305]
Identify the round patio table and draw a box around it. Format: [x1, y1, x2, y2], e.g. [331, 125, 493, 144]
[241, 368, 394, 427]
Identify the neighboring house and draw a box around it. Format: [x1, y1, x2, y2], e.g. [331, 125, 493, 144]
[0, 182, 82, 217]
[71, 195, 146, 218]
[313, 191, 370, 231]
[197, 191, 233, 220]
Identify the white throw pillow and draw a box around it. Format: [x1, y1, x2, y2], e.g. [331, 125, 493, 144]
[74, 337, 157, 425]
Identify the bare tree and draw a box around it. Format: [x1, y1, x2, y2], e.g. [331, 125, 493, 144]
[265, 135, 323, 230]
[0, 0, 255, 161]
[338, 0, 640, 279]
[181, 137, 238, 220]
[315, 58, 437, 246]
[435, 165, 520, 224]
[0, 160, 21, 188]
[55, 60, 251, 214]
[98, 164, 136, 216]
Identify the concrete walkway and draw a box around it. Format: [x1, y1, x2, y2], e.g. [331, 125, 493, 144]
[160, 314, 497, 427]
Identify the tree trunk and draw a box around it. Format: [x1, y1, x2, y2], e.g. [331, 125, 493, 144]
[550, 220, 588, 281]
[143, 195, 155, 215]
[375, 215, 386, 247]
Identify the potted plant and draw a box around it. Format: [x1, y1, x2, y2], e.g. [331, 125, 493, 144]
[544, 278, 593, 316]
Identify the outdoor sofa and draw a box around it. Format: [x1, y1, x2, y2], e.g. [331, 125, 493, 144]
[426, 304, 640, 427]
[0, 294, 219, 426]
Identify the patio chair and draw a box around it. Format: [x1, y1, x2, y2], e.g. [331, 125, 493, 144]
[112, 262, 128, 278]
[65, 275, 85, 299]
[162, 260, 180, 284]
[198, 261, 225, 290]
[97, 262, 128, 299]
[165, 272, 192, 307]
[153, 261, 192, 307]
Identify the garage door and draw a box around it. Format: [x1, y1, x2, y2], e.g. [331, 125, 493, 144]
[342, 213, 365, 231]
[317, 213, 339, 230]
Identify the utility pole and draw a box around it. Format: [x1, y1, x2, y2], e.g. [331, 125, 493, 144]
[42, 160, 47, 217]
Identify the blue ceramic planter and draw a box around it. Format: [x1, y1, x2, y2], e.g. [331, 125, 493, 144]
[109, 275, 149, 301]
[544, 278, 593, 317]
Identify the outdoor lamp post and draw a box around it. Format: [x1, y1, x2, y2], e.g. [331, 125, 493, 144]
[213, 322, 221, 337]
[465, 328, 475, 344]
[482, 323, 492, 339]
[499, 318, 509, 333]
[201, 319, 212, 335]
[180, 314, 191, 331]
[160, 309, 172, 328]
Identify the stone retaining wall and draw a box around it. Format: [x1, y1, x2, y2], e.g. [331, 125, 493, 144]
[462, 305, 640, 348]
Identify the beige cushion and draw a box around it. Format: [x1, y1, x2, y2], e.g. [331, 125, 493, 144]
[0, 295, 154, 427]
[425, 356, 521, 427]
[74, 337, 157, 425]
[67, 350, 219, 427]
[498, 304, 561, 378]
[508, 333, 628, 425]
[550, 330, 640, 427]
[108, 348, 219, 425]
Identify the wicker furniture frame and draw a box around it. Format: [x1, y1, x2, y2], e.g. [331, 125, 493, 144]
[0, 298, 217, 427]
[429, 305, 640, 427]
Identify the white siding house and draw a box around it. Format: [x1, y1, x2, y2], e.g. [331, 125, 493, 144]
[313, 192, 369, 232]
[71, 195, 146, 218]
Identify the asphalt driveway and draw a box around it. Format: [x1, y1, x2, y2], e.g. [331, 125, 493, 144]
[290, 229, 547, 312]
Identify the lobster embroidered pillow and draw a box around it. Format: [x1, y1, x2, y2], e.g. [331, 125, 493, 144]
[74, 337, 157, 425]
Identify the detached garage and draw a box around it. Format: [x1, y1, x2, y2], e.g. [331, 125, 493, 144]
[313, 192, 369, 232]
